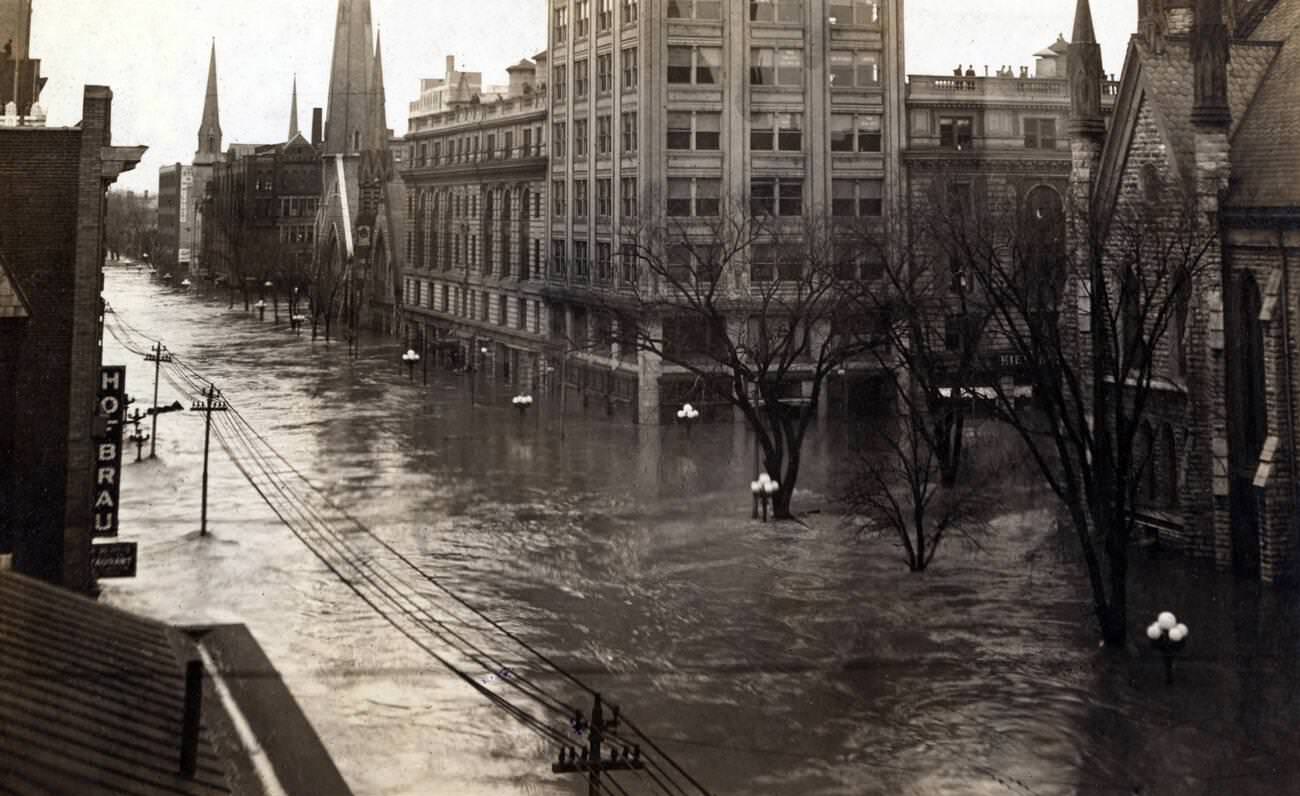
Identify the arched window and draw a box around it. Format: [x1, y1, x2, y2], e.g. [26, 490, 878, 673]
[1023, 185, 1066, 321]
[1162, 424, 1179, 509]
[1172, 266, 1190, 379]
[1235, 273, 1268, 460]
[1138, 421, 1158, 504]
[1122, 267, 1146, 371]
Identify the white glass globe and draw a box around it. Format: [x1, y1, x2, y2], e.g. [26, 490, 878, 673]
[1170, 624, 1188, 642]
[1146, 623, 1162, 640]
[764, 481, 779, 494]
[750, 480, 761, 494]
[1157, 612, 1177, 631]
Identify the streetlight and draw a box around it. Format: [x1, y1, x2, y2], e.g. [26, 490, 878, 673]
[401, 349, 420, 381]
[676, 402, 700, 437]
[750, 473, 779, 522]
[254, 299, 266, 321]
[264, 280, 278, 323]
[1146, 610, 1189, 684]
[470, 345, 489, 406]
[512, 393, 534, 420]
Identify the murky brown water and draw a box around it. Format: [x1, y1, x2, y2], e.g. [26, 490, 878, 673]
[101, 265, 1300, 795]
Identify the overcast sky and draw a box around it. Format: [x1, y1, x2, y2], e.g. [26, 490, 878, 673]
[30, 1, 1134, 193]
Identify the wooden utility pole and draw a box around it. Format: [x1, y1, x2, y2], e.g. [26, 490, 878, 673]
[144, 341, 173, 458]
[552, 693, 642, 795]
[191, 384, 228, 536]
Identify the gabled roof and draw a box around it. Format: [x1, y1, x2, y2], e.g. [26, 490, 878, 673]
[1229, 0, 1300, 207]
[0, 257, 30, 319]
[1094, 34, 1279, 219]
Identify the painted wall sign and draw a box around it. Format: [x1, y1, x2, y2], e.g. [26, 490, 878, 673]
[91, 541, 137, 579]
[93, 366, 126, 539]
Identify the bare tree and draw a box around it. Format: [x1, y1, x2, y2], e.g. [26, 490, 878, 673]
[931, 173, 1214, 644]
[604, 197, 883, 519]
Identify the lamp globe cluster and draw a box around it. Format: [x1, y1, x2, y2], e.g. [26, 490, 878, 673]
[676, 403, 700, 421]
[402, 349, 420, 364]
[1147, 611, 1189, 643]
[750, 472, 779, 497]
[512, 394, 534, 407]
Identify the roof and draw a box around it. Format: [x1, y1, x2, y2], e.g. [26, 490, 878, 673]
[0, 257, 30, 318]
[1229, 0, 1300, 207]
[0, 570, 232, 795]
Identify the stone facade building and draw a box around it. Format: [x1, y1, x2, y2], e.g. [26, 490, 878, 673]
[1067, 0, 1300, 582]
[398, 55, 551, 391]
[543, 0, 907, 424]
[0, 86, 144, 591]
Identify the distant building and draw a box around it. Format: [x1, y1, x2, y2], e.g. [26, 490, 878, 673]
[157, 42, 223, 275]
[315, 0, 405, 337]
[0, 0, 45, 121]
[0, 85, 144, 591]
[543, 0, 908, 423]
[398, 54, 551, 387]
[1065, 0, 1300, 582]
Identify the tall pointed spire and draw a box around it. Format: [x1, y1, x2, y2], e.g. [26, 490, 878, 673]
[367, 32, 388, 152]
[324, 0, 375, 155]
[1192, 0, 1232, 127]
[289, 74, 300, 140]
[1068, 0, 1106, 139]
[196, 39, 222, 161]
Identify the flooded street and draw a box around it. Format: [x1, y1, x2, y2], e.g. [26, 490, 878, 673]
[100, 265, 1300, 796]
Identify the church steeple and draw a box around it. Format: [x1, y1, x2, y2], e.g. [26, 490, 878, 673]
[289, 74, 300, 140]
[1192, 0, 1232, 128]
[324, 0, 374, 155]
[367, 32, 388, 152]
[1068, 0, 1106, 139]
[196, 39, 222, 161]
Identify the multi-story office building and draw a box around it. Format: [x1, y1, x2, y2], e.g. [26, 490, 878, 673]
[903, 40, 1117, 388]
[399, 55, 551, 390]
[544, 0, 906, 424]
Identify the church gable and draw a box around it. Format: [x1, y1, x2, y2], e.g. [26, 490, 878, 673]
[0, 258, 30, 319]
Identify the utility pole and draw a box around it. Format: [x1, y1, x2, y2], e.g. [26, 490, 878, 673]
[126, 406, 150, 462]
[552, 693, 643, 795]
[191, 384, 228, 537]
[144, 341, 173, 458]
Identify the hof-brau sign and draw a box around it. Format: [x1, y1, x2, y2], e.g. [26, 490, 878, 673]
[93, 366, 126, 538]
[91, 541, 137, 579]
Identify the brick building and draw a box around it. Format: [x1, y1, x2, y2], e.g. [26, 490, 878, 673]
[1067, 0, 1300, 582]
[0, 86, 144, 591]
[398, 54, 551, 390]
[543, 0, 907, 424]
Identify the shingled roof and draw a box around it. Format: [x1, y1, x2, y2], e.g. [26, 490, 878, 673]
[1229, 0, 1300, 207]
[0, 570, 233, 794]
[0, 258, 29, 319]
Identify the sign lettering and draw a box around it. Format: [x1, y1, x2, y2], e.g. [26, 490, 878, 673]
[93, 366, 126, 539]
[91, 542, 137, 579]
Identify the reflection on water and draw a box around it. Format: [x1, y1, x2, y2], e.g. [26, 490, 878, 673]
[101, 267, 1300, 795]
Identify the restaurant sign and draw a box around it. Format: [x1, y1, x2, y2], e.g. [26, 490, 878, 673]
[93, 366, 126, 538]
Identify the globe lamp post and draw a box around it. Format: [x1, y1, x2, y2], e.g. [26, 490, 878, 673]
[676, 403, 700, 437]
[402, 349, 420, 381]
[750, 473, 780, 522]
[1146, 611, 1189, 685]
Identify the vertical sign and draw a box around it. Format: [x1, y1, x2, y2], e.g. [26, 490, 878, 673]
[179, 168, 193, 224]
[93, 366, 126, 538]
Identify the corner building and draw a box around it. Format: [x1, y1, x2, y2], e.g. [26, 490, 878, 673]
[544, 0, 906, 423]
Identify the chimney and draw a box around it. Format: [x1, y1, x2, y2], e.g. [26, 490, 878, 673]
[311, 107, 323, 147]
[446, 55, 456, 79]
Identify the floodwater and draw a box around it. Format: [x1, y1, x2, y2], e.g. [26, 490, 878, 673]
[100, 265, 1300, 795]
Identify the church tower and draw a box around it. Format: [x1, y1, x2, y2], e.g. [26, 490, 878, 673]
[1066, 0, 1106, 381]
[289, 74, 301, 141]
[324, 0, 373, 156]
[195, 40, 222, 163]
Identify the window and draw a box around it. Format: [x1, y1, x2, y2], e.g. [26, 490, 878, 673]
[944, 313, 971, 351]
[830, 113, 883, 152]
[574, 59, 589, 98]
[939, 116, 974, 150]
[499, 294, 509, 326]
[830, 50, 879, 87]
[485, 134, 496, 159]
[554, 5, 569, 41]
[554, 64, 567, 103]
[1024, 117, 1058, 150]
[750, 48, 803, 86]
[620, 243, 637, 283]
[750, 244, 802, 282]
[597, 54, 613, 94]
[750, 177, 802, 216]
[596, 242, 613, 281]
[576, 0, 590, 37]
[668, 46, 722, 85]
[667, 111, 721, 150]
[667, 177, 721, 217]
[597, 115, 612, 155]
[750, 112, 801, 151]
[831, 179, 883, 217]
[574, 179, 589, 216]
[598, 0, 613, 30]
[574, 241, 590, 278]
[597, 178, 612, 217]
[523, 128, 532, 157]
[574, 118, 588, 156]
[553, 180, 567, 217]
[620, 176, 637, 217]
[829, 0, 879, 25]
[833, 242, 883, 281]
[518, 297, 529, 329]
[623, 0, 638, 24]
[667, 0, 721, 18]
[621, 111, 638, 152]
[622, 48, 638, 89]
[552, 240, 567, 275]
[750, 0, 804, 21]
